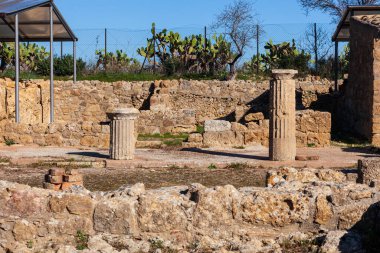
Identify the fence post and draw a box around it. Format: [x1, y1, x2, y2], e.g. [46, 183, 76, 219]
[314, 23, 318, 74]
[204, 26, 207, 50]
[105, 28, 107, 71]
[256, 24, 260, 76]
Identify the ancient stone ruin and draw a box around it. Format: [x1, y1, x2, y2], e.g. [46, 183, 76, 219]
[43, 168, 84, 191]
[0, 78, 332, 149]
[339, 14, 380, 146]
[269, 69, 297, 161]
[108, 108, 140, 160]
[1, 159, 380, 252]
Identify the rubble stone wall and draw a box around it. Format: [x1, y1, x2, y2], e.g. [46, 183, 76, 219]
[340, 17, 380, 145]
[0, 78, 332, 148]
[0, 167, 379, 252]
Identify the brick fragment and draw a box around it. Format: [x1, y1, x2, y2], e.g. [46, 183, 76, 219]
[63, 174, 83, 182]
[49, 168, 65, 176]
[46, 175, 63, 184]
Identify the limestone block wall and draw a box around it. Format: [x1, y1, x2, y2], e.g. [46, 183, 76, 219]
[185, 110, 331, 148]
[340, 16, 380, 145]
[0, 78, 333, 148]
[0, 168, 379, 252]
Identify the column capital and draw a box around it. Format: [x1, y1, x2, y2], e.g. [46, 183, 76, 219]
[107, 108, 140, 120]
[272, 69, 298, 80]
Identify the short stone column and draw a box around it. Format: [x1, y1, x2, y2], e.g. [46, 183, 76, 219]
[107, 108, 140, 160]
[269, 69, 297, 161]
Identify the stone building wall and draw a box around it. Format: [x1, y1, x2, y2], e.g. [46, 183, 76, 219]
[340, 16, 380, 145]
[0, 78, 333, 148]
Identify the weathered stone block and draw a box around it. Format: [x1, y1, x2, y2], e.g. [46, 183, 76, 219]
[94, 198, 139, 235]
[315, 195, 333, 225]
[358, 158, 380, 185]
[188, 133, 203, 143]
[203, 131, 244, 147]
[245, 112, 265, 122]
[241, 190, 309, 226]
[204, 120, 232, 132]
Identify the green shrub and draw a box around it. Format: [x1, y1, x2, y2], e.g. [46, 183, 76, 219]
[261, 39, 311, 76]
[75, 230, 89, 250]
[208, 164, 217, 170]
[4, 138, 15, 146]
[196, 125, 205, 134]
[36, 55, 86, 76]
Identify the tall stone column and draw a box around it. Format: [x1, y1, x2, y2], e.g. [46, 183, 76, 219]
[107, 108, 140, 160]
[269, 69, 297, 161]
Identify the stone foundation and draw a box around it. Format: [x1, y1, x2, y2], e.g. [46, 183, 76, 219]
[0, 167, 379, 252]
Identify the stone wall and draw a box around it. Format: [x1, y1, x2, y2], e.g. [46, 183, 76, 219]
[340, 16, 380, 145]
[0, 167, 379, 252]
[0, 78, 333, 148]
[185, 110, 331, 148]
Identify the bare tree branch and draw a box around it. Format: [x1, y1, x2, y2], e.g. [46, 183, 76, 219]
[298, 0, 380, 21]
[212, 0, 260, 80]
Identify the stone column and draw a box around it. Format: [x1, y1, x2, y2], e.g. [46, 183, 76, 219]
[269, 69, 297, 161]
[107, 108, 140, 160]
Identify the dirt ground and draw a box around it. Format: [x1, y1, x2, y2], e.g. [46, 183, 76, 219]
[0, 165, 267, 191]
[0, 144, 377, 191]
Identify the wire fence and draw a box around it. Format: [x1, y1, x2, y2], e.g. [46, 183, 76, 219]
[39, 23, 341, 69]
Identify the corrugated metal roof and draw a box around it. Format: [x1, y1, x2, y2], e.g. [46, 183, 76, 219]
[0, 0, 77, 42]
[0, 0, 50, 15]
[333, 5, 380, 42]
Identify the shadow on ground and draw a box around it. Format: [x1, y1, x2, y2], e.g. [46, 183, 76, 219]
[341, 147, 380, 159]
[67, 152, 109, 159]
[181, 148, 269, 161]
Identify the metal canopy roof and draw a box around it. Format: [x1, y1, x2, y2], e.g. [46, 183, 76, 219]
[0, 0, 77, 42]
[333, 5, 380, 42]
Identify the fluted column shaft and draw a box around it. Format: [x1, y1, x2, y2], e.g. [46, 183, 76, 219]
[108, 108, 140, 160]
[269, 69, 297, 161]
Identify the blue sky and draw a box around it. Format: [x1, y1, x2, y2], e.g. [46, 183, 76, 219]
[54, 0, 333, 30]
[52, 0, 336, 63]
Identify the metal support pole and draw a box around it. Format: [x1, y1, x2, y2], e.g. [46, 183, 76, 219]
[15, 14, 20, 123]
[334, 41, 339, 92]
[73, 40, 77, 83]
[314, 23, 318, 73]
[50, 5, 54, 123]
[104, 28, 107, 71]
[60, 41, 63, 59]
[256, 24, 260, 75]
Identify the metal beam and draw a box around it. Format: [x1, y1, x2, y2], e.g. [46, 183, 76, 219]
[0, 38, 74, 42]
[49, 5, 54, 123]
[15, 13, 19, 123]
[0, 21, 63, 25]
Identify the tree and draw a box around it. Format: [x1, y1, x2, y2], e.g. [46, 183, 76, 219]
[212, 0, 260, 80]
[301, 24, 333, 73]
[298, 0, 380, 21]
